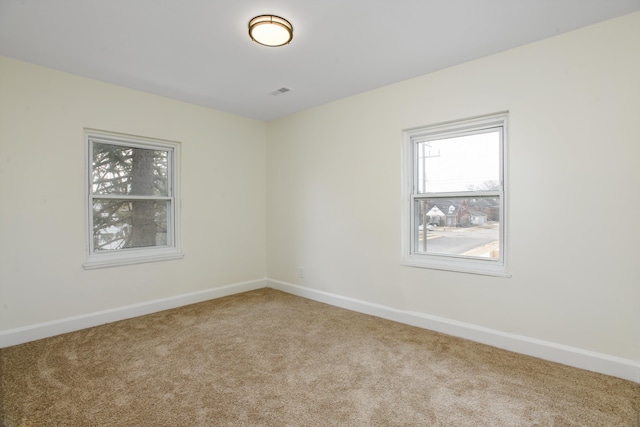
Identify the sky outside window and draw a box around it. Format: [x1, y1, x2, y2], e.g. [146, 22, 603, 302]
[417, 131, 500, 193]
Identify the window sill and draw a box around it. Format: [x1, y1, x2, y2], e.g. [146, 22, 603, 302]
[401, 255, 511, 278]
[83, 249, 184, 270]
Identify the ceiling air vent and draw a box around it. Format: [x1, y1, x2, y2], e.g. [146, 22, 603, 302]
[270, 87, 293, 96]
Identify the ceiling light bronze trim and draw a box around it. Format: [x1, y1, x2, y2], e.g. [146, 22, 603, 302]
[248, 15, 293, 47]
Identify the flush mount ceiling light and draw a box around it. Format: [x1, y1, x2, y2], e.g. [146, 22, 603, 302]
[248, 15, 293, 47]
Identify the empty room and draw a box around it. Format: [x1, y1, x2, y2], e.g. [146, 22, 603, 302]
[1, 1, 639, 425]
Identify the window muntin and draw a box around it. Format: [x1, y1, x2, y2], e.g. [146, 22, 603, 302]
[84, 131, 182, 269]
[402, 113, 508, 276]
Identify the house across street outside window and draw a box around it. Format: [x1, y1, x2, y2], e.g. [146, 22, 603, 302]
[401, 112, 509, 277]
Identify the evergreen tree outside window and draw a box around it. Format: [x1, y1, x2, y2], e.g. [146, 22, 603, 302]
[84, 130, 182, 269]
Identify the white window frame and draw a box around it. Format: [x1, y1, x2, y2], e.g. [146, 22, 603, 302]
[401, 112, 510, 277]
[83, 129, 183, 269]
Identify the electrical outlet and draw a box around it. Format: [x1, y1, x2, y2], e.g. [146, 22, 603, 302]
[298, 267, 304, 278]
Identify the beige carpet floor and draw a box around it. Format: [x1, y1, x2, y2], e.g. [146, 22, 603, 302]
[1, 288, 638, 426]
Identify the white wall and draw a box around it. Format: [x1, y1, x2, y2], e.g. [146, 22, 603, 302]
[1, 12, 638, 374]
[266, 13, 640, 362]
[0, 57, 267, 332]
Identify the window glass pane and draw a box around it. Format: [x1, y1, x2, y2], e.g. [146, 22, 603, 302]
[416, 131, 500, 193]
[92, 143, 169, 196]
[414, 197, 500, 259]
[92, 199, 169, 251]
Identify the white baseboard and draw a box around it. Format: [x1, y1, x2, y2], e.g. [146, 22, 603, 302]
[0, 278, 266, 348]
[3, 277, 638, 384]
[267, 279, 640, 384]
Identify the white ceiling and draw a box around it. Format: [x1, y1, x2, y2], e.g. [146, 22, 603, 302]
[1, 1, 639, 122]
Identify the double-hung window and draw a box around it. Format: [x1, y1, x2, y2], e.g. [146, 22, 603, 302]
[401, 112, 509, 276]
[84, 130, 183, 269]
